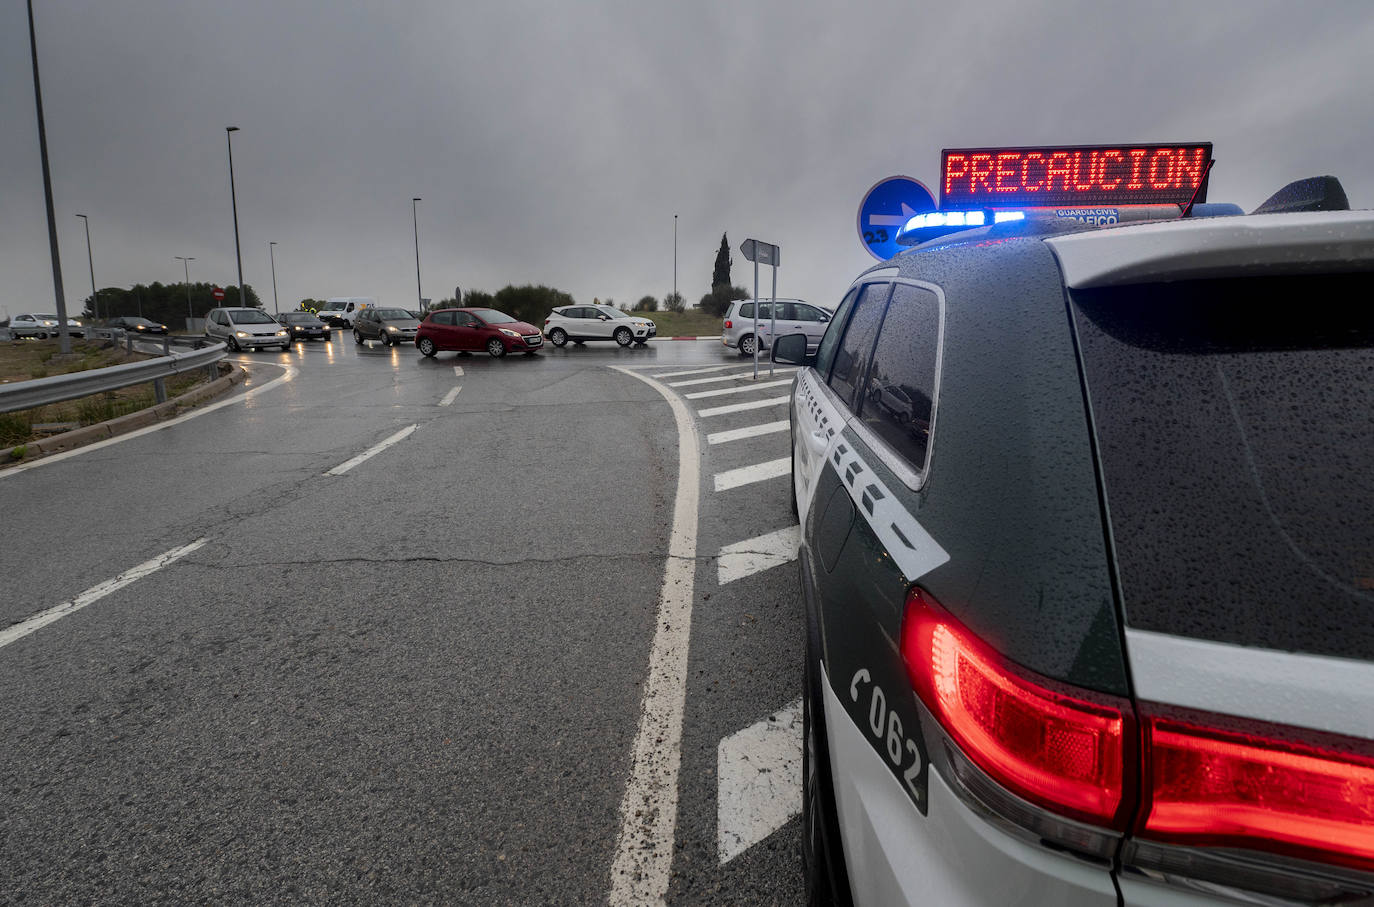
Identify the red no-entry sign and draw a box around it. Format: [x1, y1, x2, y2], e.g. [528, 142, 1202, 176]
[212, 286, 225, 301]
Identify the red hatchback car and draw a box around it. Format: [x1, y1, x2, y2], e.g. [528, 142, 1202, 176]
[414, 307, 544, 358]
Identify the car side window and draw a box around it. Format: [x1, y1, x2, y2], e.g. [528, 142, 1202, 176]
[813, 287, 860, 383]
[792, 305, 819, 322]
[856, 283, 941, 473]
[431, 311, 454, 326]
[826, 283, 890, 410]
[738, 302, 753, 319]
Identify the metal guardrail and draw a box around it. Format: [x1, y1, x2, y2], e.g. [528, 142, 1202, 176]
[0, 341, 227, 414]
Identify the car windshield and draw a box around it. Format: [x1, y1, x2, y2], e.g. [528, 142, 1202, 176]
[285, 313, 316, 323]
[1071, 273, 1374, 661]
[35, 314, 58, 320]
[470, 308, 516, 324]
[596, 307, 631, 319]
[374, 308, 413, 320]
[229, 310, 277, 324]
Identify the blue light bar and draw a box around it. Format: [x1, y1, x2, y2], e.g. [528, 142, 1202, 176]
[994, 211, 1026, 223]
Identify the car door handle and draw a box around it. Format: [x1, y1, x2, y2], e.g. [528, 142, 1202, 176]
[805, 428, 828, 456]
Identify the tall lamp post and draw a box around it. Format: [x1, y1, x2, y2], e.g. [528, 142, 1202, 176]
[76, 214, 98, 322]
[411, 197, 423, 311]
[673, 214, 678, 309]
[268, 242, 279, 315]
[27, 0, 70, 353]
[226, 126, 245, 305]
[175, 256, 195, 323]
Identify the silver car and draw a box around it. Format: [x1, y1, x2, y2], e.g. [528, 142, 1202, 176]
[204, 307, 290, 352]
[721, 298, 830, 357]
[9, 312, 83, 339]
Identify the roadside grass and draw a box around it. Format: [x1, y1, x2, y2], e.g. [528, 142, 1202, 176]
[0, 339, 211, 448]
[642, 310, 722, 337]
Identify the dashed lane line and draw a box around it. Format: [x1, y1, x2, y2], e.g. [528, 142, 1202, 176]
[439, 386, 463, 406]
[683, 378, 792, 400]
[323, 424, 419, 476]
[0, 539, 208, 650]
[717, 698, 804, 864]
[717, 525, 800, 585]
[707, 420, 789, 445]
[713, 457, 790, 492]
[698, 396, 790, 418]
[453, 365, 464, 376]
[606, 365, 701, 906]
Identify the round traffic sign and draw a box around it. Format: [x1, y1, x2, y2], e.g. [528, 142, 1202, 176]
[856, 176, 937, 261]
[212, 286, 225, 301]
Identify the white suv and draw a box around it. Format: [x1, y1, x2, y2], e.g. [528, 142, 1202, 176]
[543, 305, 656, 347]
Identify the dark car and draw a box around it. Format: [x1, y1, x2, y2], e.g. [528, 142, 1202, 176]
[774, 177, 1374, 906]
[353, 307, 421, 346]
[415, 307, 543, 358]
[108, 316, 168, 335]
[277, 311, 330, 341]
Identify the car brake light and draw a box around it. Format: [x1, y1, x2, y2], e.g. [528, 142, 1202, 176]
[724, 319, 733, 329]
[901, 588, 1133, 829]
[1142, 713, 1374, 871]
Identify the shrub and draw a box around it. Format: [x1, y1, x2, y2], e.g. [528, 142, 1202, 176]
[698, 284, 749, 317]
[634, 295, 659, 312]
[662, 292, 686, 313]
[491, 284, 577, 327]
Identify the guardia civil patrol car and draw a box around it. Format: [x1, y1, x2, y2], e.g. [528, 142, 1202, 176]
[773, 147, 1374, 906]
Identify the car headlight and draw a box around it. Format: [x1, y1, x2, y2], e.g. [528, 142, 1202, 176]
[276, 330, 288, 337]
[499, 328, 520, 337]
[235, 331, 250, 338]
[386, 325, 399, 333]
[135, 324, 147, 331]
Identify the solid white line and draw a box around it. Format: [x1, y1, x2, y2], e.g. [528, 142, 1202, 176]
[707, 420, 789, 445]
[717, 698, 804, 864]
[668, 367, 794, 388]
[0, 539, 208, 650]
[650, 364, 736, 380]
[698, 396, 789, 418]
[453, 365, 464, 377]
[0, 363, 297, 480]
[684, 378, 792, 400]
[718, 525, 800, 585]
[324, 424, 418, 476]
[606, 365, 700, 907]
[714, 457, 790, 492]
[439, 386, 463, 406]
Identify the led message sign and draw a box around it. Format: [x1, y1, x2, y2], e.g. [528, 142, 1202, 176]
[940, 143, 1212, 210]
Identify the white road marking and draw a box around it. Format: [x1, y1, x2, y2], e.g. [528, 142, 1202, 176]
[717, 525, 800, 585]
[650, 364, 736, 380]
[324, 424, 419, 476]
[453, 365, 464, 376]
[698, 396, 789, 418]
[606, 365, 700, 906]
[683, 378, 792, 400]
[0, 363, 297, 480]
[668, 367, 792, 388]
[0, 539, 208, 650]
[717, 698, 804, 864]
[714, 457, 790, 492]
[439, 386, 463, 406]
[708, 420, 789, 445]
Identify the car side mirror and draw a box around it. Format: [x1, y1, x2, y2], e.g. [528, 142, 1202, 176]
[819, 314, 829, 322]
[599, 315, 609, 321]
[772, 332, 815, 366]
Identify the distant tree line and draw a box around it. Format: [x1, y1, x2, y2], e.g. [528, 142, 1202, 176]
[76, 282, 262, 326]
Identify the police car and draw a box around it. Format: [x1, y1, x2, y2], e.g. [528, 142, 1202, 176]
[772, 145, 1374, 905]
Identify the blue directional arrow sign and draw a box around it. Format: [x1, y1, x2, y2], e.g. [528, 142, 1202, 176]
[856, 176, 937, 261]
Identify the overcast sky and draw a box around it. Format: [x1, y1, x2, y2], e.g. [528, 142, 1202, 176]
[3, 0, 1372, 320]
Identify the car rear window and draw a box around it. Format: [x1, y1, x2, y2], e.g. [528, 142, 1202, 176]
[1070, 273, 1374, 661]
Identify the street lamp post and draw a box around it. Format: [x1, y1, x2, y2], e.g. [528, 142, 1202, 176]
[226, 126, 245, 305]
[269, 242, 279, 315]
[175, 256, 195, 323]
[412, 197, 423, 311]
[76, 214, 97, 322]
[673, 214, 678, 309]
[27, 0, 71, 353]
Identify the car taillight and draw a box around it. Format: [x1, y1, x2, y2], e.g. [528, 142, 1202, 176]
[901, 588, 1134, 829]
[1141, 713, 1374, 871]
[724, 319, 733, 329]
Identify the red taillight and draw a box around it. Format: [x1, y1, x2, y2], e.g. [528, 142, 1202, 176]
[1142, 714, 1374, 871]
[902, 589, 1133, 829]
[724, 319, 733, 329]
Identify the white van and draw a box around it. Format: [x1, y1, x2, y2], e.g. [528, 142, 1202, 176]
[318, 297, 376, 328]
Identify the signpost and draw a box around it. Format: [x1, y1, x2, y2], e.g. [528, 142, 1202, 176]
[857, 176, 937, 261]
[740, 239, 780, 378]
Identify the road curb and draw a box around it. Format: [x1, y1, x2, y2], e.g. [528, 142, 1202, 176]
[657, 335, 722, 341]
[4, 364, 247, 464]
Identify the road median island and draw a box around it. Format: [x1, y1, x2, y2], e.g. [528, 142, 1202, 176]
[3, 362, 246, 464]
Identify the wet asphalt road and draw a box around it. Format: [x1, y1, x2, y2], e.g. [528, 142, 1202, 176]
[0, 332, 804, 904]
